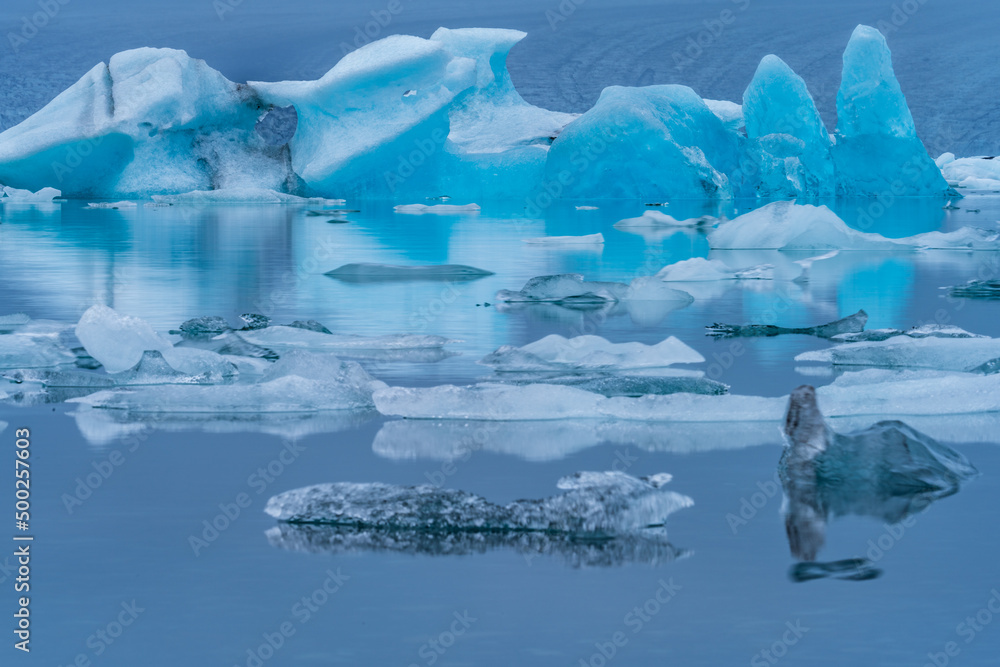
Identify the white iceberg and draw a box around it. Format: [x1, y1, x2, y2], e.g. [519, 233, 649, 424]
[937, 154, 1000, 190]
[709, 201, 1000, 250]
[237, 326, 455, 352]
[479, 334, 704, 372]
[614, 211, 716, 229]
[495, 274, 694, 306]
[85, 201, 138, 209]
[522, 233, 604, 244]
[393, 203, 481, 214]
[0, 335, 77, 369]
[817, 370, 1000, 417]
[2, 186, 61, 202]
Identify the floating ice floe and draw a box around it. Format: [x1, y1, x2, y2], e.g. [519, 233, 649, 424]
[708, 201, 1000, 250]
[830, 324, 985, 343]
[575, 206, 599, 211]
[0, 335, 77, 369]
[2, 186, 61, 202]
[393, 204, 480, 214]
[495, 274, 694, 307]
[479, 334, 704, 372]
[614, 211, 717, 229]
[781, 385, 977, 564]
[936, 154, 1000, 190]
[325, 263, 494, 281]
[655, 257, 773, 282]
[945, 279, 1000, 300]
[86, 201, 138, 209]
[265, 470, 693, 538]
[501, 374, 728, 397]
[707, 309, 868, 339]
[75, 305, 238, 377]
[151, 188, 345, 205]
[0, 314, 31, 329]
[70, 351, 387, 413]
[522, 233, 604, 245]
[237, 326, 455, 352]
[796, 334, 1000, 372]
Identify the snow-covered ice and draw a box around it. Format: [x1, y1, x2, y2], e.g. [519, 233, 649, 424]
[2, 186, 61, 202]
[937, 154, 1000, 190]
[654, 257, 772, 282]
[479, 334, 704, 372]
[797, 335, 1000, 372]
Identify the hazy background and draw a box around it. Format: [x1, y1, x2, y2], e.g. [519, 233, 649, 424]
[1, 0, 998, 156]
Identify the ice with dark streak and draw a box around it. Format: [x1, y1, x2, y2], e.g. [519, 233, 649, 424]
[265, 471, 693, 538]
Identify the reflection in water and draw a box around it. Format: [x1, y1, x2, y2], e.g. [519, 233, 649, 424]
[266, 523, 689, 568]
[780, 386, 978, 581]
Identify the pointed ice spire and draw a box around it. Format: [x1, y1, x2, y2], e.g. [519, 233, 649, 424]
[836, 25, 916, 139]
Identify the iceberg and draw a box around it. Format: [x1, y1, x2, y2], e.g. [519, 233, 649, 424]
[237, 326, 455, 352]
[832, 26, 950, 196]
[781, 385, 977, 564]
[937, 154, 1000, 190]
[831, 324, 985, 343]
[3, 368, 115, 389]
[0, 335, 77, 369]
[544, 85, 739, 200]
[796, 335, 1000, 372]
[479, 334, 705, 371]
[265, 471, 692, 538]
[816, 369, 1000, 416]
[706, 309, 868, 339]
[522, 233, 604, 245]
[503, 374, 728, 398]
[495, 274, 694, 307]
[740, 55, 834, 198]
[85, 201, 138, 209]
[324, 263, 494, 282]
[708, 201, 1000, 250]
[0, 48, 293, 197]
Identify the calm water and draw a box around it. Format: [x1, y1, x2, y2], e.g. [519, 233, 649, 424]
[2, 196, 999, 666]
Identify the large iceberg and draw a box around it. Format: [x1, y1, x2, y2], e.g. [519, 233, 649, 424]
[740, 55, 834, 198]
[832, 26, 951, 196]
[0, 25, 951, 202]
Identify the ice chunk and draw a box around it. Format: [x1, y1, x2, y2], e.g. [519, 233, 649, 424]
[781, 385, 977, 563]
[704, 99, 744, 134]
[707, 309, 868, 339]
[614, 211, 716, 229]
[71, 351, 386, 413]
[505, 374, 729, 398]
[796, 335, 1000, 372]
[2, 186, 61, 202]
[325, 263, 493, 282]
[238, 326, 454, 352]
[741, 55, 834, 197]
[816, 369, 1000, 416]
[708, 201, 1000, 250]
[2, 368, 115, 388]
[75, 305, 240, 376]
[178, 316, 231, 335]
[495, 274, 693, 306]
[938, 155, 1000, 190]
[110, 350, 233, 385]
[575, 206, 600, 211]
[265, 471, 693, 537]
[946, 280, 1000, 300]
[832, 26, 949, 196]
[85, 201, 137, 209]
[150, 188, 341, 205]
[0, 314, 31, 330]
[393, 204, 481, 214]
[286, 320, 333, 335]
[265, 522, 687, 567]
[522, 233, 604, 245]
[374, 382, 785, 421]
[544, 85, 739, 199]
[479, 334, 705, 371]
[831, 324, 985, 343]
[655, 257, 772, 282]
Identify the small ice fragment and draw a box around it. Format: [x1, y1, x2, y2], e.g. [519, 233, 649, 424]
[480, 334, 705, 371]
[522, 233, 604, 245]
[393, 204, 480, 214]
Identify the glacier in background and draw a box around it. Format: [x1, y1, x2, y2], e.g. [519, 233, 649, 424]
[0, 25, 953, 201]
